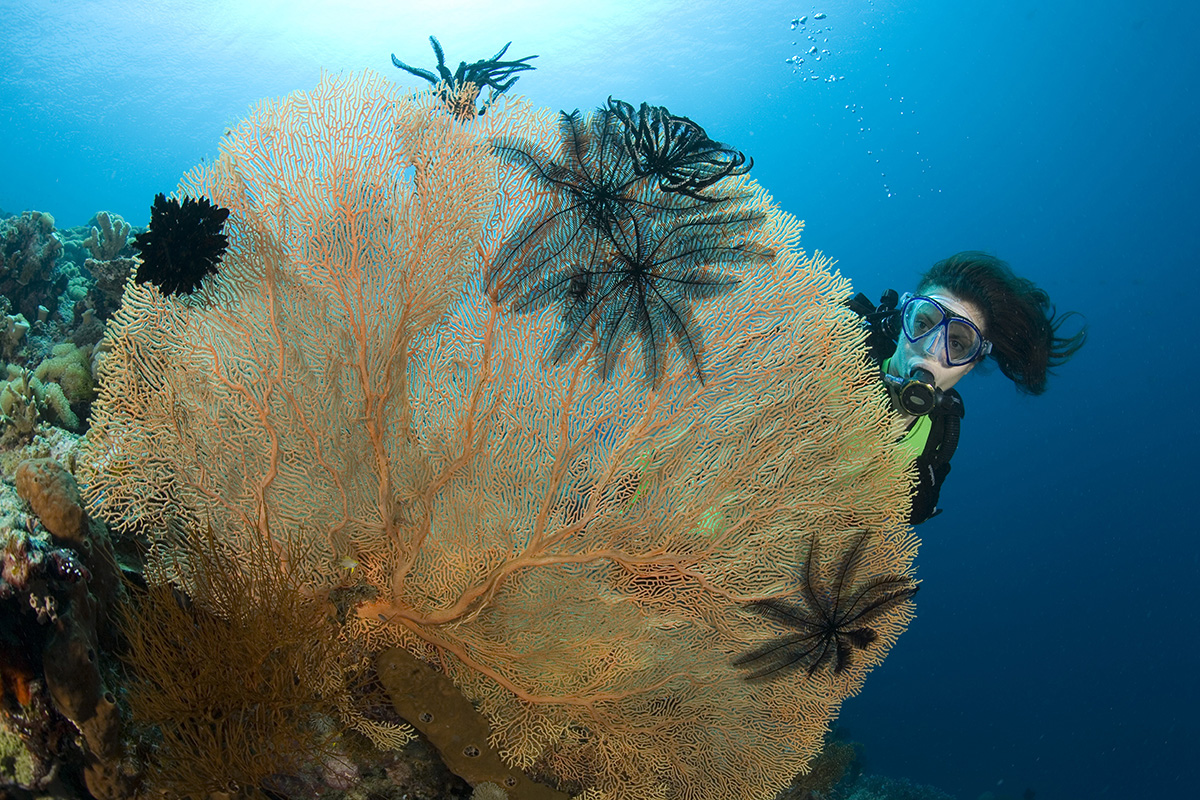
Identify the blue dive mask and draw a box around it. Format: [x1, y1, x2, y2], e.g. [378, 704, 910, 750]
[899, 294, 992, 367]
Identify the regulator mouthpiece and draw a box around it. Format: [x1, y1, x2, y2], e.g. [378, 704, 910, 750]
[884, 367, 939, 417]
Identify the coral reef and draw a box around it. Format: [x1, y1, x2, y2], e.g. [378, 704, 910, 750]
[842, 775, 957, 800]
[776, 732, 862, 799]
[0, 212, 64, 325]
[59, 213, 139, 328]
[0, 369, 38, 447]
[2, 313, 30, 365]
[0, 203, 143, 794]
[0, 720, 37, 786]
[0, 341, 98, 438]
[0, 451, 132, 798]
[79, 257, 134, 323]
[0, 211, 128, 379]
[31, 343, 97, 431]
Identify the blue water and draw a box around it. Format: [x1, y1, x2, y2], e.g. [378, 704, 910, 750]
[3, 1, 1195, 798]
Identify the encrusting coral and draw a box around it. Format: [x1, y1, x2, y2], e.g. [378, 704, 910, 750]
[80, 71, 917, 800]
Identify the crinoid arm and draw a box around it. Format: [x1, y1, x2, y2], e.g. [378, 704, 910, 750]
[607, 97, 753, 201]
[392, 36, 537, 118]
[428, 35, 454, 83]
[462, 41, 539, 96]
[490, 102, 773, 386]
[390, 54, 438, 85]
[390, 36, 447, 85]
[730, 599, 829, 680]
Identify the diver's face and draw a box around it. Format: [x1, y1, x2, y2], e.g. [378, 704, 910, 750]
[889, 287, 987, 392]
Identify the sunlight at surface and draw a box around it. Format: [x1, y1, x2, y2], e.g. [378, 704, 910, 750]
[1, 0, 675, 96]
[148, 0, 674, 78]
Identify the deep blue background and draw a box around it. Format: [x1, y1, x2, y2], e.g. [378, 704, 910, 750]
[2, 2, 1195, 798]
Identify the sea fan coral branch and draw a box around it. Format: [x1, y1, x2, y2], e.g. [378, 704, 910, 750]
[81, 74, 917, 800]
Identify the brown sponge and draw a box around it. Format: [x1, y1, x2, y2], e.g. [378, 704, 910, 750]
[15, 457, 85, 542]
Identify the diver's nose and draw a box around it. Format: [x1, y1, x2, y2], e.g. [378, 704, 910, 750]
[919, 328, 942, 357]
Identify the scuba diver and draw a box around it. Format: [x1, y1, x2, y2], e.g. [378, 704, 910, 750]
[847, 252, 1087, 524]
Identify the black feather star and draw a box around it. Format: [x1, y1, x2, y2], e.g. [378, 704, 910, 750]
[513, 202, 771, 385]
[391, 36, 537, 119]
[606, 97, 752, 201]
[733, 532, 919, 680]
[133, 193, 230, 296]
[490, 102, 772, 386]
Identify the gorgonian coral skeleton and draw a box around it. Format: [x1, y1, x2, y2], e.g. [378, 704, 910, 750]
[490, 102, 770, 385]
[734, 531, 919, 680]
[391, 36, 537, 120]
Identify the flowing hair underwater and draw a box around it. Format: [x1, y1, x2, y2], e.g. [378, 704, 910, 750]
[918, 251, 1087, 395]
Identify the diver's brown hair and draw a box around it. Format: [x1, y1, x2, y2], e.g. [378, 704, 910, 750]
[919, 251, 1086, 395]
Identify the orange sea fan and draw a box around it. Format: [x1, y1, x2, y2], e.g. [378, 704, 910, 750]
[81, 72, 916, 800]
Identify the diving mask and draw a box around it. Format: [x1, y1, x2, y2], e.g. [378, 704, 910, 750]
[899, 294, 992, 367]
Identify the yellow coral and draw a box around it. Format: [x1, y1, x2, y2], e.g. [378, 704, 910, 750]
[0, 722, 36, 785]
[34, 342, 95, 405]
[0, 367, 39, 444]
